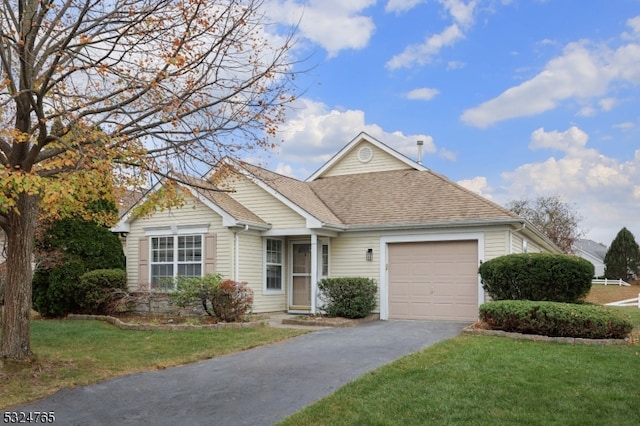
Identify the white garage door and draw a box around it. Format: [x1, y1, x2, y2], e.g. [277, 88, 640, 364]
[388, 240, 479, 321]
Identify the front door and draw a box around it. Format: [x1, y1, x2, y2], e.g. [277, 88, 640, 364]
[291, 242, 311, 308]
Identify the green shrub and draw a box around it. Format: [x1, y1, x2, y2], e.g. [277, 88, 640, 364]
[169, 274, 223, 316]
[318, 277, 377, 319]
[76, 269, 127, 314]
[33, 217, 126, 317]
[210, 279, 254, 322]
[479, 300, 632, 339]
[479, 253, 594, 303]
[33, 261, 85, 317]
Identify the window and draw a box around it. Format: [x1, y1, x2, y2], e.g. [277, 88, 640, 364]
[265, 239, 283, 292]
[150, 235, 202, 288]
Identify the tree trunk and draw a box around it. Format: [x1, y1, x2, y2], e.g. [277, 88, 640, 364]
[1, 193, 38, 361]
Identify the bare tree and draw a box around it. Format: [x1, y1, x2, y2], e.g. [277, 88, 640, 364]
[506, 196, 585, 254]
[0, 0, 298, 360]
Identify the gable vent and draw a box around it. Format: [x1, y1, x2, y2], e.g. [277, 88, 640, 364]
[357, 146, 373, 163]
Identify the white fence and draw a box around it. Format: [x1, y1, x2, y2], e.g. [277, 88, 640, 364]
[605, 295, 640, 309]
[592, 278, 630, 286]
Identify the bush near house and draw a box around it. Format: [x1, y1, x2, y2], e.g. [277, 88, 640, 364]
[75, 269, 128, 315]
[169, 275, 253, 322]
[32, 217, 126, 317]
[170, 274, 223, 316]
[318, 277, 377, 319]
[479, 253, 594, 303]
[210, 280, 253, 322]
[479, 300, 632, 339]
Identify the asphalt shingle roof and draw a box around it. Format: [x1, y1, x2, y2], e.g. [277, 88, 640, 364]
[180, 174, 267, 225]
[236, 162, 517, 227]
[308, 169, 518, 226]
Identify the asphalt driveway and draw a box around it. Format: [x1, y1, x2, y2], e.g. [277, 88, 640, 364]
[10, 320, 466, 425]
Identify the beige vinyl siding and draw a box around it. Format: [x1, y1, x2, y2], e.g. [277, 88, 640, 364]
[511, 232, 524, 254]
[125, 195, 232, 291]
[228, 174, 306, 229]
[329, 235, 381, 312]
[484, 230, 510, 261]
[236, 233, 287, 313]
[525, 239, 544, 253]
[322, 142, 413, 177]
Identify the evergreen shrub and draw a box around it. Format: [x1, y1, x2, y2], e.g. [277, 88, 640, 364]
[32, 218, 126, 317]
[479, 300, 632, 339]
[76, 269, 127, 314]
[169, 274, 223, 316]
[479, 253, 594, 303]
[318, 277, 377, 319]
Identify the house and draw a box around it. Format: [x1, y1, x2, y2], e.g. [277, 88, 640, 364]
[113, 132, 560, 321]
[573, 239, 607, 277]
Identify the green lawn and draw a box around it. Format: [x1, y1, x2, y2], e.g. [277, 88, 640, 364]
[279, 306, 640, 426]
[0, 320, 307, 409]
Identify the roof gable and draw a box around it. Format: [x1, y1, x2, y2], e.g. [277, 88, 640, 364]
[307, 132, 427, 181]
[231, 161, 343, 228]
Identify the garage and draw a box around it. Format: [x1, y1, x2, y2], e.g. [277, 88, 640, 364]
[388, 240, 479, 321]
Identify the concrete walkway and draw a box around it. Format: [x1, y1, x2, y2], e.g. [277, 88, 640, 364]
[11, 320, 466, 425]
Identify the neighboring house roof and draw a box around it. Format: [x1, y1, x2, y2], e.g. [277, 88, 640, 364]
[574, 239, 608, 261]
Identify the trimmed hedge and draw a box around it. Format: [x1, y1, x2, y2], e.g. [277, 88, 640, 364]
[76, 269, 128, 314]
[479, 253, 594, 303]
[318, 277, 377, 319]
[479, 300, 632, 339]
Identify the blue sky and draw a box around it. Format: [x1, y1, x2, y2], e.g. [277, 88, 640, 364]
[257, 0, 640, 246]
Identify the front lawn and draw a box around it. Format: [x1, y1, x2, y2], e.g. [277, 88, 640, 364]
[584, 283, 640, 305]
[280, 320, 640, 425]
[0, 320, 307, 409]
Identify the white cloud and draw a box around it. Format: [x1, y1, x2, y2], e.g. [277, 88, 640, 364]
[267, 0, 376, 57]
[598, 97, 617, 111]
[384, 0, 479, 69]
[267, 98, 439, 178]
[622, 15, 640, 40]
[385, 0, 425, 14]
[576, 106, 597, 117]
[461, 18, 640, 128]
[458, 176, 492, 198]
[613, 121, 635, 130]
[439, 0, 478, 29]
[447, 60, 466, 70]
[386, 24, 464, 69]
[461, 42, 612, 127]
[528, 126, 588, 154]
[498, 127, 640, 245]
[406, 87, 440, 100]
[439, 147, 457, 161]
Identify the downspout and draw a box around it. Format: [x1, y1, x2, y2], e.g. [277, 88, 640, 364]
[233, 225, 250, 282]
